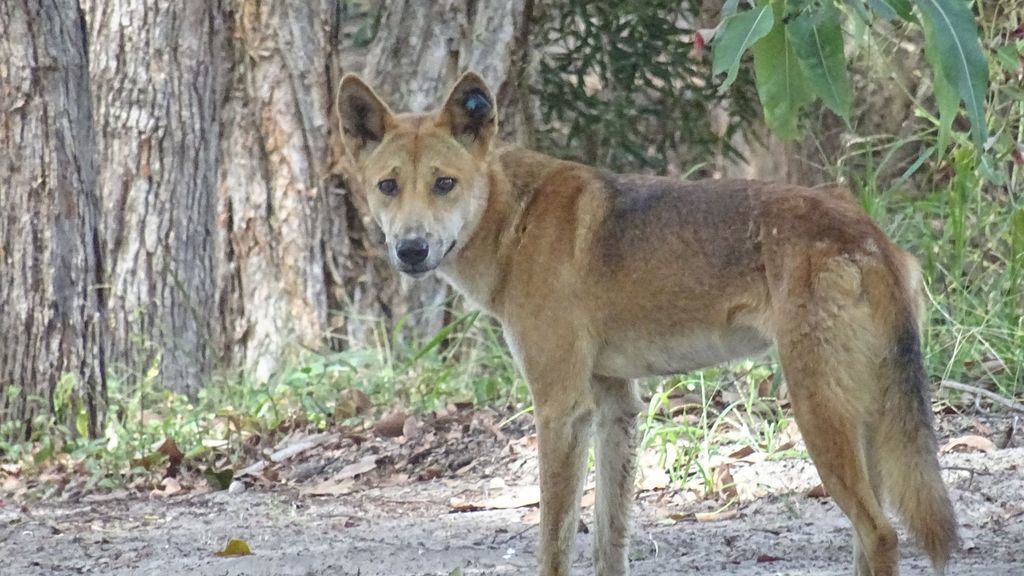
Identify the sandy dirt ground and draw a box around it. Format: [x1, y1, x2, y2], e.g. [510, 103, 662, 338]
[2, 414, 1022, 576]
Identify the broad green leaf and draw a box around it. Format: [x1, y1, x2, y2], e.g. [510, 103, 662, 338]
[753, 1, 814, 138]
[722, 0, 741, 18]
[921, 13, 958, 157]
[866, 0, 914, 21]
[914, 0, 989, 150]
[789, 3, 853, 121]
[713, 5, 775, 94]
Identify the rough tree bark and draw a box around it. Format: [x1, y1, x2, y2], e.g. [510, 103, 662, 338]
[217, 0, 336, 381]
[84, 1, 223, 396]
[0, 0, 108, 439]
[1, 0, 536, 406]
[331, 0, 536, 347]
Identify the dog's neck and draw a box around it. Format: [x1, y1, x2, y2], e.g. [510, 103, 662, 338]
[439, 146, 556, 318]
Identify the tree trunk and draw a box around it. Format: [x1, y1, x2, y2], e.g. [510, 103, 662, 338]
[330, 0, 536, 348]
[0, 0, 108, 440]
[84, 0, 223, 396]
[216, 0, 336, 381]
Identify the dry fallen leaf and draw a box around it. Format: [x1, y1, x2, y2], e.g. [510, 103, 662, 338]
[269, 432, 339, 462]
[151, 477, 182, 498]
[301, 455, 378, 496]
[335, 455, 378, 480]
[450, 486, 541, 512]
[694, 509, 739, 522]
[214, 538, 252, 557]
[713, 464, 738, 500]
[403, 415, 423, 440]
[374, 411, 408, 438]
[155, 438, 184, 477]
[519, 493, 593, 526]
[806, 483, 829, 498]
[335, 388, 372, 420]
[301, 479, 355, 497]
[727, 446, 755, 460]
[940, 434, 996, 454]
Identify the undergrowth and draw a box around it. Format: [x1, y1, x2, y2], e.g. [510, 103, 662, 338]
[2, 3, 1021, 497]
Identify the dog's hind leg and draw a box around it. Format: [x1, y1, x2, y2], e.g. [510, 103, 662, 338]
[777, 335, 899, 576]
[773, 256, 900, 576]
[591, 376, 643, 576]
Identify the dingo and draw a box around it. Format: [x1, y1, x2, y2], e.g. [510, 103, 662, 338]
[337, 72, 956, 576]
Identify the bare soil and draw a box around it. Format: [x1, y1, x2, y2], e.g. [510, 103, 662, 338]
[2, 412, 1022, 576]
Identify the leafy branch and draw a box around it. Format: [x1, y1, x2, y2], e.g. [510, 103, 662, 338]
[713, 0, 989, 151]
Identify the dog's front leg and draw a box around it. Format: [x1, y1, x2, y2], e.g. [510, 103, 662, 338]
[536, 397, 593, 569]
[535, 396, 592, 576]
[512, 329, 595, 576]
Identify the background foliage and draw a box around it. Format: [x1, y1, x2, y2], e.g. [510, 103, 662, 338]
[2, 0, 1021, 492]
[534, 0, 760, 174]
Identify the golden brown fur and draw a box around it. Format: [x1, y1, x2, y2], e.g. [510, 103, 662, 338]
[337, 72, 957, 576]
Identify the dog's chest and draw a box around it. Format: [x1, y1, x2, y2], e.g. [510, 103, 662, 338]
[593, 326, 771, 379]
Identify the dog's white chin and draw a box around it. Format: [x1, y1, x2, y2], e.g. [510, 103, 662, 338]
[398, 267, 436, 279]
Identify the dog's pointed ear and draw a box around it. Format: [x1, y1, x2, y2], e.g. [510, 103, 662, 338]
[438, 72, 497, 156]
[337, 74, 394, 163]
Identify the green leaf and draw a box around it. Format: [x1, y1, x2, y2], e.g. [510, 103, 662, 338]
[753, 1, 814, 138]
[914, 0, 989, 150]
[866, 0, 914, 21]
[722, 0, 742, 18]
[848, 0, 874, 26]
[204, 467, 235, 490]
[1010, 206, 1024, 287]
[214, 539, 253, 557]
[789, 3, 853, 121]
[713, 5, 776, 94]
[76, 409, 90, 438]
[921, 14, 959, 157]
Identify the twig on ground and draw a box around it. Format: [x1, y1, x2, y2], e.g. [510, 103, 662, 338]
[493, 523, 535, 546]
[940, 380, 1024, 413]
[943, 465, 992, 489]
[1002, 416, 1019, 449]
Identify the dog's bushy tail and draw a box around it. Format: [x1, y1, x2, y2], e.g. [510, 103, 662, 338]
[872, 265, 957, 572]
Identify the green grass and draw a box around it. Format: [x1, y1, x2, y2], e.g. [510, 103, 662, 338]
[0, 309, 524, 491]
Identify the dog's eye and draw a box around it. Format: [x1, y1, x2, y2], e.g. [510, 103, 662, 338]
[377, 178, 398, 197]
[433, 176, 456, 195]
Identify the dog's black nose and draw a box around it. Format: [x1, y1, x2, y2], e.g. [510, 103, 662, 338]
[396, 238, 429, 266]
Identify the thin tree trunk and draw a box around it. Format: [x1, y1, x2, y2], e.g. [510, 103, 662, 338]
[84, 0, 223, 396]
[217, 0, 335, 381]
[0, 0, 108, 440]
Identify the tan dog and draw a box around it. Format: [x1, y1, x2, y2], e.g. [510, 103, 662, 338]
[337, 72, 956, 576]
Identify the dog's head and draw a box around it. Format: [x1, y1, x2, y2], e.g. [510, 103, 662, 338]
[337, 72, 497, 277]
